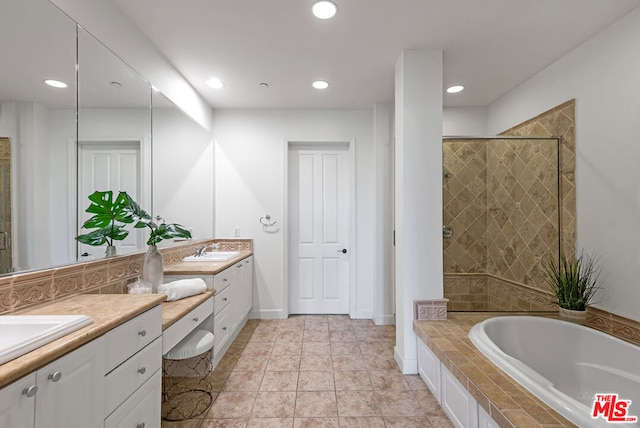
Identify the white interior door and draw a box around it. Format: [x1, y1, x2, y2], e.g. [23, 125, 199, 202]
[288, 143, 351, 314]
[78, 141, 142, 258]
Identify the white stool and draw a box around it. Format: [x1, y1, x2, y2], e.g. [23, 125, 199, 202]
[161, 329, 214, 421]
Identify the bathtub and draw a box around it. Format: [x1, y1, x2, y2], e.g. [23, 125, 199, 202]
[469, 316, 640, 428]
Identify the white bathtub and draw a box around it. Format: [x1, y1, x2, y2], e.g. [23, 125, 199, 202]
[469, 316, 640, 428]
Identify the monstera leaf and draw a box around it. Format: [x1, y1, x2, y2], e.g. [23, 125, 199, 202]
[147, 222, 191, 246]
[76, 225, 129, 246]
[81, 191, 134, 229]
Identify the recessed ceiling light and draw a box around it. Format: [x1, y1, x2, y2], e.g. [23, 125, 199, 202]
[44, 79, 67, 89]
[446, 85, 464, 94]
[312, 1, 338, 19]
[312, 80, 329, 90]
[206, 77, 225, 89]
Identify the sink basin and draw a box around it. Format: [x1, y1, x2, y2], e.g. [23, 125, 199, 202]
[182, 251, 241, 262]
[0, 315, 93, 365]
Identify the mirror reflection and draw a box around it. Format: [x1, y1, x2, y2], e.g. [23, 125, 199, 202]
[76, 27, 152, 261]
[0, 0, 76, 273]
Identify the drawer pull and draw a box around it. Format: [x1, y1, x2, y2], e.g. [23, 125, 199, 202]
[138, 329, 147, 337]
[137, 423, 145, 428]
[138, 367, 146, 375]
[48, 371, 62, 382]
[223, 278, 228, 282]
[222, 327, 227, 331]
[193, 317, 199, 322]
[22, 385, 38, 397]
[223, 297, 228, 302]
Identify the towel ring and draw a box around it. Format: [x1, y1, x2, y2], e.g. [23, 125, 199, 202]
[260, 214, 276, 227]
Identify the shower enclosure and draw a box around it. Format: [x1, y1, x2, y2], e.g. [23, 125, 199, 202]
[442, 137, 561, 311]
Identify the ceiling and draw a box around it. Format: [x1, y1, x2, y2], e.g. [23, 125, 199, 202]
[109, 1, 639, 109]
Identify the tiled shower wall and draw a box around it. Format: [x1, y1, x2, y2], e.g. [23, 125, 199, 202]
[443, 138, 559, 310]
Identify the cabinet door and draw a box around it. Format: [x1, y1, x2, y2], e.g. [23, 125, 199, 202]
[241, 256, 253, 318]
[35, 336, 105, 428]
[0, 372, 36, 428]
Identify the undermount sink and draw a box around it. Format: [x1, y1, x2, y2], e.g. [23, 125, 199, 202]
[0, 314, 93, 365]
[182, 251, 241, 262]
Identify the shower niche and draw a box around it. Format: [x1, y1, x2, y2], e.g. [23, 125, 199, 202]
[442, 137, 561, 311]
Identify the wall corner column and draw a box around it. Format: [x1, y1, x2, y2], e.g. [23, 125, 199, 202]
[394, 50, 444, 374]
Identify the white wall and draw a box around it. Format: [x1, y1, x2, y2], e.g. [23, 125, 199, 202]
[213, 109, 379, 320]
[487, 7, 640, 322]
[443, 107, 488, 136]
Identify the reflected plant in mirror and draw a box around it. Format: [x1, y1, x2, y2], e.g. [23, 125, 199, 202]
[76, 190, 192, 258]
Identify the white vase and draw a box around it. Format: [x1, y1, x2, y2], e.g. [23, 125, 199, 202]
[142, 245, 164, 294]
[558, 307, 587, 325]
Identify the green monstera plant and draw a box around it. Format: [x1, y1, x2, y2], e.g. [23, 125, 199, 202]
[76, 190, 191, 248]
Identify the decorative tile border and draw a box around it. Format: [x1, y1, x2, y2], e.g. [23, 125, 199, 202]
[586, 306, 640, 346]
[414, 299, 449, 320]
[0, 239, 253, 314]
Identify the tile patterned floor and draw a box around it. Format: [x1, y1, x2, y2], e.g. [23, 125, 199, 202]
[162, 315, 454, 428]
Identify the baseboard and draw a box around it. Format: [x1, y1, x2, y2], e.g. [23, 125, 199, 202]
[250, 309, 287, 320]
[373, 314, 395, 325]
[350, 310, 373, 319]
[394, 346, 418, 375]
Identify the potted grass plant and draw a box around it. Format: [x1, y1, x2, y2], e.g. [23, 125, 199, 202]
[541, 251, 602, 324]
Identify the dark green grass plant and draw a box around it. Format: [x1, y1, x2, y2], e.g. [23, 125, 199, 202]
[542, 251, 602, 311]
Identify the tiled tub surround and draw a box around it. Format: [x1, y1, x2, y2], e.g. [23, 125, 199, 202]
[414, 313, 575, 428]
[0, 239, 252, 315]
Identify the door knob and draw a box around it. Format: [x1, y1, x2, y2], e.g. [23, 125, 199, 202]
[338, 249, 347, 254]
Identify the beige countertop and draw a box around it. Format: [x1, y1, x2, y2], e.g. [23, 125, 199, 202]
[413, 312, 573, 428]
[0, 288, 216, 389]
[161, 290, 214, 330]
[163, 250, 253, 275]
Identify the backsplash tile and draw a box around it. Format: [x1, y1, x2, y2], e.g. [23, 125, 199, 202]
[1, 239, 252, 315]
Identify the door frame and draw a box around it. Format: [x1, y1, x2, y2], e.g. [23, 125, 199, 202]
[283, 137, 357, 318]
[68, 136, 151, 261]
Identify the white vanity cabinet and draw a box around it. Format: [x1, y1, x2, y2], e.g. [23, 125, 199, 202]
[104, 305, 162, 428]
[212, 255, 253, 365]
[0, 335, 106, 428]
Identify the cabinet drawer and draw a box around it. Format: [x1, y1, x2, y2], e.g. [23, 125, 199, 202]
[105, 306, 162, 374]
[214, 306, 231, 350]
[104, 370, 161, 428]
[162, 296, 213, 355]
[214, 284, 232, 316]
[105, 337, 162, 416]
[213, 269, 234, 292]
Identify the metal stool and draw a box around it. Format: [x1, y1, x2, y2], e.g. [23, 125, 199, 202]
[161, 329, 214, 421]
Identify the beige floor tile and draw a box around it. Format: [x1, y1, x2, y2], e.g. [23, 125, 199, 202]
[368, 370, 410, 391]
[277, 330, 304, 342]
[292, 418, 339, 428]
[328, 330, 357, 341]
[331, 354, 366, 371]
[247, 418, 293, 428]
[354, 329, 385, 341]
[412, 391, 442, 414]
[405, 375, 428, 391]
[234, 355, 268, 372]
[207, 392, 257, 418]
[260, 371, 299, 392]
[161, 418, 203, 428]
[336, 391, 380, 417]
[251, 392, 296, 418]
[248, 331, 278, 343]
[350, 320, 375, 330]
[271, 340, 302, 356]
[299, 355, 332, 371]
[358, 340, 393, 355]
[242, 342, 274, 356]
[383, 417, 432, 427]
[362, 354, 399, 371]
[333, 370, 372, 391]
[304, 322, 329, 331]
[375, 391, 428, 417]
[201, 419, 249, 428]
[298, 371, 335, 391]
[338, 416, 386, 428]
[294, 391, 338, 417]
[209, 371, 231, 392]
[302, 341, 331, 355]
[266, 355, 300, 371]
[426, 414, 455, 427]
[223, 371, 265, 392]
[303, 330, 330, 341]
[330, 342, 360, 355]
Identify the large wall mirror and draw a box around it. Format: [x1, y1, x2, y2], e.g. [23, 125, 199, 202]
[0, 0, 213, 275]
